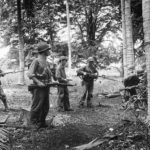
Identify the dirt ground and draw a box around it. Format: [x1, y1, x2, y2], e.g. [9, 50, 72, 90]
[0, 77, 149, 150]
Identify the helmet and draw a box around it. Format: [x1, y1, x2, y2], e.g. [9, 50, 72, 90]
[87, 57, 94, 62]
[37, 44, 51, 53]
[59, 56, 68, 62]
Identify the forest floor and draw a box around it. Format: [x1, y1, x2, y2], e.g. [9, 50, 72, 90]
[0, 75, 149, 150]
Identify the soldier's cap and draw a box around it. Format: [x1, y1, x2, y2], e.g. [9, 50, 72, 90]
[37, 44, 51, 53]
[128, 65, 135, 70]
[137, 69, 144, 75]
[59, 56, 68, 62]
[31, 49, 38, 54]
[10, 37, 18, 43]
[87, 57, 94, 62]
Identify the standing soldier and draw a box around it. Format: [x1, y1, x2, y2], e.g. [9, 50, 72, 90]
[56, 56, 73, 112]
[28, 43, 52, 128]
[77, 57, 98, 108]
[0, 70, 9, 111]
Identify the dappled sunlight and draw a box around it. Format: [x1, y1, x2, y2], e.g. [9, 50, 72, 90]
[0, 46, 10, 58]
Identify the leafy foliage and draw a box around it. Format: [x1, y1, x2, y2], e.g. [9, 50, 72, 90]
[0, 0, 143, 68]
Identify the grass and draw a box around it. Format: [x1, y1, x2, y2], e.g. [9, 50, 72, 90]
[1, 68, 146, 150]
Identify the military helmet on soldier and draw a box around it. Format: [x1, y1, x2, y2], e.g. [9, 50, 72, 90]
[87, 57, 94, 63]
[59, 56, 68, 62]
[37, 44, 51, 53]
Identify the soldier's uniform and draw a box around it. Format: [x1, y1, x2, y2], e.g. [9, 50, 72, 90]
[56, 56, 72, 111]
[28, 44, 51, 128]
[77, 57, 98, 107]
[0, 70, 8, 111]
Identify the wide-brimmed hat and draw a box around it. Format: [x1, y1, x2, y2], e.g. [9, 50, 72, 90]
[87, 57, 94, 62]
[59, 56, 68, 62]
[37, 44, 51, 53]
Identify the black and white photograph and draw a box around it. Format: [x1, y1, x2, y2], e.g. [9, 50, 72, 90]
[0, 0, 149, 149]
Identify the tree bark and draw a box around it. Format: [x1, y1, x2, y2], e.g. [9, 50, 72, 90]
[17, 0, 25, 85]
[65, 0, 72, 72]
[121, 0, 127, 77]
[87, 8, 96, 46]
[125, 0, 134, 73]
[142, 0, 150, 118]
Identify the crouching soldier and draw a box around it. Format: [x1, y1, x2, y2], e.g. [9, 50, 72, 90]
[28, 43, 52, 128]
[77, 57, 98, 108]
[0, 70, 9, 111]
[56, 56, 73, 112]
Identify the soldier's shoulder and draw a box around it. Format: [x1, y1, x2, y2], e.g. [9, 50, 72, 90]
[56, 64, 61, 70]
[30, 58, 39, 66]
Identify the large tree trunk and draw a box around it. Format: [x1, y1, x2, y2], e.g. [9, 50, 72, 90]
[87, 8, 96, 46]
[142, 0, 150, 118]
[121, 0, 127, 77]
[65, 0, 72, 72]
[17, 0, 25, 85]
[125, 0, 134, 73]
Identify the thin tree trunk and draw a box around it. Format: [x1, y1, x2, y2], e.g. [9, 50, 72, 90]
[125, 0, 134, 73]
[17, 0, 25, 85]
[121, 0, 127, 77]
[48, 0, 54, 51]
[142, 0, 150, 118]
[65, 0, 72, 72]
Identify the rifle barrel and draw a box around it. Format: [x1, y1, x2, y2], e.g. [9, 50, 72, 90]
[98, 75, 121, 82]
[28, 82, 76, 91]
[1, 70, 27, 75]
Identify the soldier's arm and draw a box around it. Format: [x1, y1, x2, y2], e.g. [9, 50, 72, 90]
[56, 68, 68, 83]
[94, 69, 99, 78]
[28, 59, 45, 86]
[77, 67, 86, 76]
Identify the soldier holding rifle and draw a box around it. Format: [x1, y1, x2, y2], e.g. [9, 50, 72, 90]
[77, 57, 98, 108]
[56, 56, 73, 112]
[28, 43, 52, 128]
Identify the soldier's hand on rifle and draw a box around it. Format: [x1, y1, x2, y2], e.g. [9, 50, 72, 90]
[37, 81, 45, 87]
[94, 73, 98, 78]
[83, 72, 87, 76]
[0, 73, 5, 77]
[64, 79, 70, 83]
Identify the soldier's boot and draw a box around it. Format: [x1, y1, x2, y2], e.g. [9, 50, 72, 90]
[1, 97, 9, 111]
[87, 94, 93, 108]
[79, 94, 87, 108]
[78, 100, 85, 108]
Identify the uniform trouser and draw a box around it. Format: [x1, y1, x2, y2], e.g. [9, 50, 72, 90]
[0, 85, 8, 109]
[79, 81, 94, 106]
[30, 87, 49, 124]
[57, 86, 70, 110]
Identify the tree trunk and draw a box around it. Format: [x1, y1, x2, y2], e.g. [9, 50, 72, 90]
[125, 0, 134, 73]
[87, 8, 96, 46]
[142, 0, 150, 118]
[17, 0, 25, 85]
[121, 0, 127, 77]
[65, 0, 72, 72]
[48, 0, 54, 52]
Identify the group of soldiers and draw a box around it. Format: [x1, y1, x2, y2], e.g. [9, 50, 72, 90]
[27, 43, 98, 128]
[0, 43, 147, 129]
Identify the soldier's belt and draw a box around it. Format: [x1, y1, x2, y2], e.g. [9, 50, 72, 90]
[28, 82, 76, 91]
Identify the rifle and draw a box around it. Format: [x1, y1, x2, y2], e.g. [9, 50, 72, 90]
[77, 72, 121, 82]
[28, 82, 76, 91]
[98, 75, 122, 82]
[0, 69, 27, 76]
